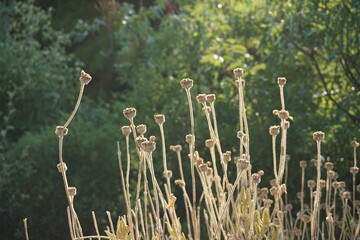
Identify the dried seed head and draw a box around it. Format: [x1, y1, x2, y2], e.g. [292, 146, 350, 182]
[307, 180, 316, 188]
[141, 140, 156, 153]
[313, 131, 325, 142]
[174, 179, 185, 187]
[320, 179, 326, 188]
[79, 70, 92, 85]
[196, 94, 207, 104]
[195, 157, 204, 167]
[121, 126, 132, 136]
[339, 181, 346, 189]
[205, 139, 216, 148]
[185, 134, 194, 144]
[297, 192, 303, 199]
[342, 191, 351, 200]
[206, 167, 213, 176]
[279, 184, 287, 194]
[301, 215, 311, 223]
[269, 179, 277, 187]
[278, 110, 290, 120]
[206, 161, 211, 166]
[170, 144, 182, 152]
[237, 159, 250, 170]
[57, 162, 67, 173]
[136, 124, 147, 135]
[233, 68, 244, 78]
[163, 170, 173, 179]
[123, 107, 137, 120]
[154, 114, 165, 125]
[285, 204, 293, 211]
[269, 125, 281, 136]
[180, 78, 193, 90]
[260, 188, 268, 196]
[55, 126, 68, 136]
[270, 186, 278, 196]
[166, 194, 177, 208]
[325, 162, 334, 170]
[136, 136, 147, 148]
[252, 173, 261, 184]
[328, 170, 337, 179]
[206, 94, 216, 103]
[299, 160, 307, 168]
[199, 163, 208, 172]
[332, 181, 340, 189]
[223, 151, 231, 163]
[237, 131, 245, 139]
[68, 187, 77, 197]
[350, 166, 359, 174]
[202, 106, 212, 114]
[351, 140, 359, 148]
[277, 77, 286, 87]
[258, 170, 264, 176]
[294, 228, 302, 237]
[263, 199, 273, 207]
[356, 184, 360, 192]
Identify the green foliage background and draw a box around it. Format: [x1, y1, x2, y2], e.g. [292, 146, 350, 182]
[0, 0, 359, 239]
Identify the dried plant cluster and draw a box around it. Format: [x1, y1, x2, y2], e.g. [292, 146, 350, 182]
[23, 69, 359, 240]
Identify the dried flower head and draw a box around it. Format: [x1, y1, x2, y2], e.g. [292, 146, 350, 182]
[263, 199, 273, 207]
[174, 179, 185, 187]
[351, 140, 359, 148]
[170, 144, 182, 152]
[163, 170, 173, 179]
[57, 162, 67, 173]
[350, 166, 359, 174]
[301, 215, 311, 223]
[279, 184, 287, 194]
[307, 180, 316, 188]
[121, 126, 132, 136]
[328, 170, 337, 179]
[332, 181, 340, 189]
[258, 170, 264, 176]
[166, 194, 177, 209]
[269, 179, 276, 187]
[269, 125, 281, 136]
[136, 136, 147, 148]
[79, 70, 92, 85]
[356, 184, 360, 192]
[299, 160, 307, 168]
[338, 181, 346, 189]
[278, 110, 290, 120]
[320, 179, 326, 188]
[260, 188, 268, 196]
[123, 107, 137, 120]
[205, 139, 216, 148]
[199, 163, 208, 172]
[272, 109, 279, 115]
[313, 131, 325, 141]
[206, 168, 213, 176]
[233, 68, 244, 78]
[206, 94, 216, 103]
[223, 151, 231, 163]
[270, 186, 278, 196]
[185, 134, 194, 144]
[196, 94, 207, 104]
[342, 191, 351, 200]
[180, 78, 193, 90]
[277, 77, 286, 87]
[237, 159, 250, 170]
[55, 126, 68, 136]
[149, 135, 156, 141]
[285, 204, 293, 211]
[141, 140, 156, 153]
[325, 162, 334, 170]
[68, 187, 77, 197]
[154, 114, 165, 125]
[252, 173, 261, 184]
[237, 131, 245, 139]
[136, 124, 147, 135]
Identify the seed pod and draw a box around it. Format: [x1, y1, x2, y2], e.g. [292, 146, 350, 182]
[237, 131, 245, 139]
[278, 110, 289, 120]
[237, 159, 249, 170]
[260, 188, 269, 196]
[174, 179, 185, 187]
[258, 170, 264, 176]
[350, 166, 359, 174]
[269, 179, 276, 187]
[206, 94, 216, 103]
[136, 136, 147, 148]
[272, 109, 279, 115]
[185, 134, 194, 144]
[325, 162, 334, 170]
[57, 162, 67, 173]
[195, 157, 204, 167]
[277, 77, 287, 87]
[166, 194, 177, 208]
[270, 186, 278, 196]
[180, 78, 193, 90]
[121, 126, 131, 136]
[332, 181, 340, 189]
[196, 94, 207, 104]
[263, 199, 273, 208]
[299, 160, 307, 168]
[55, 126, 68, 136]
[338, 181, 346, 189]
[269, 125, 280, 136]
[301, 215, 311, 223]
[163, 170, 173, 179]
[123, 107, 137, 120]
[313, 131, 325, 141]
[205, 139, 216, 148]
[68, 187, 77, 197]
[199, 163, 208, 172]
[233, 68, 244, 78]
[307, 180, 316, 188]
[328, 170, 336, 179]
[206, 168, 213, 176]
[285, 204, 293, 211]
[320, 179, 326, 188]
[279, 184, 287, 194]
[294, 228, 302, 237]
[252, 173, 261, 184]
[342, 191, 351, 200]
[154, 114, 165, 125]
[141, 140, 156, 153]
[223, 151, 231, 163]
[171, 144, 182, 152]
[149, 136, 156, 141]
[136, 124, 147, 135]
[351, 140, 359, 148]
[79, 70, 92, 85]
